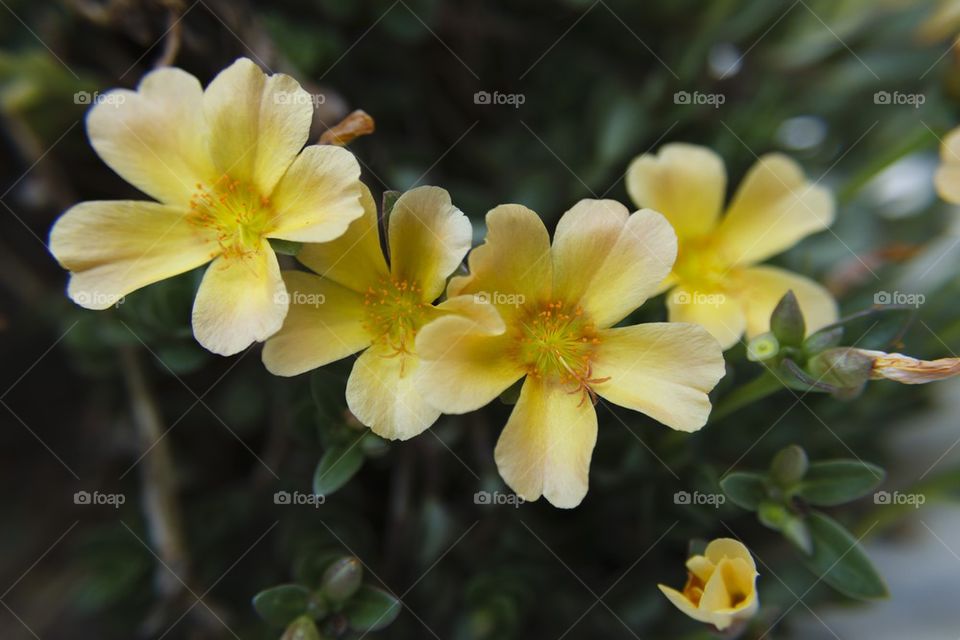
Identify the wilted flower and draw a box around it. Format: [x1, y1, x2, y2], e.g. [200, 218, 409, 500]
[414, 200, 725, 508]
[626, 143, 837, 349]
[658, 538, 759, 631]
[262, 185, 471, 440]
[49, 58, 364, 355]
[934, 127, 960, 203]
[860, 349, 960, 384]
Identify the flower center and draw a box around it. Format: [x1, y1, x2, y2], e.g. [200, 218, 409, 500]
[187, 175, 273, 259]
[363, 276, 430, 365]
[673, 237, 734, 289]
[511, 300, 608, 404]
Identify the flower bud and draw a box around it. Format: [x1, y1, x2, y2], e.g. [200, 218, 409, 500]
[321, 557, 363, 603]
[747, 332, 780, 362]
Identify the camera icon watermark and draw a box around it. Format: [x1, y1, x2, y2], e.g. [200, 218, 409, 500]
[873, 90, 925, 108]
[874, 490, 925, 509]
[473, 90, 525, 109]
[273, 91, 326, 107]
[74, 91, 126, 107]
[673, 90, 725, 109]
[673, 490, 725, 508]
[874, 290, 924, 308]
[474, 490, 525, 508]
[671, 290, 726, 308]
[473, 291, 525, 308]
[74, 490, 126, 509]
[274, 490, 326, 508]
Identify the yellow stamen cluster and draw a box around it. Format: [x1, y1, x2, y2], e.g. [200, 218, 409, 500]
[512, 300, 608, 404]
[362, 276, 430, 367]
[673, 237, 734, 289]
[188, 174, 273, 259]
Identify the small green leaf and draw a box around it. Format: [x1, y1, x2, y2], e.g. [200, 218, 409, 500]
[321, 557, 363, 603]
[779, 358, 842, 394]
[782, 515, 813, 555]
[770, 290, 805, 346]
[720, 472, 768, 511]
[757, 500, 790, 531]
[281, 615, 322, 640]
[345, 586, 401, 632]
[313, 443, 365, 496]
[795, 460, 885, 506]
[770, 445, 809, 487]
[802, 512, 888, 600]
[269, 238, 304, 256]
[253, 584, 310, 627]
[803, 326, 844, 355]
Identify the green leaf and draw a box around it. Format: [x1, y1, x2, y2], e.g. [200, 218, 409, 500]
[269, 238, 303, 256]
[803, 326, 844, 356]
[313, 443, 365, 496]
[281, 615, 322, 640]
[770, 290, 805, 346]
[253, 584, 310, 627]
[782, 515, 813, 555]
[795, 460, 885, 506]
[321, 557, 363, 603]
[344, 586, 402, 632]
[720, 472, 768, 511]
[802, 512, 888, 600]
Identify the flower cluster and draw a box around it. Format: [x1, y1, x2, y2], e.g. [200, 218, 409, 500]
[48, 58, 960, 633]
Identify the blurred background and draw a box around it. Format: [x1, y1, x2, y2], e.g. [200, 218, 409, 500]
[2, 0, 960, 638]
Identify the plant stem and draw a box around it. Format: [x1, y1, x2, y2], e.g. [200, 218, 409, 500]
[709, 371, 783, 423]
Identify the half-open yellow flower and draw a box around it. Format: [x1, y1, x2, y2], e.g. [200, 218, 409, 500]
[414, 200, 726, 508]
[626, 143, 837, 350]
[262, 185, 472, 440]
[658, 538, 759, 631]
[934, 126, 960, 203]
[49, 58, 364, 355]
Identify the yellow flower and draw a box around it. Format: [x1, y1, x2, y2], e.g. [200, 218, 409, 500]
[860, 349, 960, 384]
[262, 185, 472, 440]
[414, 200, 726, 508]
[658, 538, 759, 631]
[626, 143, 837, 350]
[49, 58, 364, 355]
[934, 126, 960, 203]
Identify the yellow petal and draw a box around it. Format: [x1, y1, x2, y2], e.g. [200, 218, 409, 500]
[704, 538, 757, 571]
[714, 153, 834, 266]
[345, 343, 440, 440]
[203, 58, 313, 195]
[415, 296, 523, 414]
[266, 145, 363, 243]
[739, 266, 837, 339]
[626, 143, 726, 239]
[261, 271, 371, 376]
[552, 200, 677, 328]
[49, 200, 218, 309]
[667, 285, 746, 351]
[685, 555, 716, 583]
[447, 204, 552, 309]
[658, 585, 716, 626]
[934, 127, 960, 204]
[388, 186, 473, 301]
[191, 244, 286, 355]
[297, 183, 389, 291]
[591, 323, 725, 432]
[87, 67, 216, 206]
[493, 377, 598, 508]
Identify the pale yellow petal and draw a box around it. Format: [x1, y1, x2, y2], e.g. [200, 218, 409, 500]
[203, 58, 313, 194]
[552, 200, 677, 328]
[739, 266, 837, 339]
[699, 569, 737, 630]
[658, 585, 716, 626]
[714, 153, 834, 266]
[447, 204, 552, 309]
[388, 186, 472, 301]
[493, 377, 598, 508]
[415, 296, 523, 414]
[667, 284, 747, 350]
[626, 143, 726, 239]
[87, 67, 216, 206]
[935, 127, 960, 204]
[297, 183, 389, 292]
[266, 145, 363, 243]
[704, 538, 757, 571]
[345, 343, 440, 440]
[591, 323, 725, 432]
[261, 271, 371, 376]
[49, 200, 218, 309]
[191, 244, 286, 356]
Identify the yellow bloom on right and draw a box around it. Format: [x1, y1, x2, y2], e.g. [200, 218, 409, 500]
[658, 538, 759, 631]
[626, 143, 838, 350]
